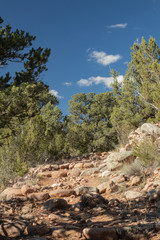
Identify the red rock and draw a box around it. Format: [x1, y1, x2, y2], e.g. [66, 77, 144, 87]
[21, 185, 35, 196]
[49, 189, 75, 198]
[0, 188, 23, 200]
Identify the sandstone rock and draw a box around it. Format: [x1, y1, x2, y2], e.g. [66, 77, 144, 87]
[141, 123, 160, 136]
[27, 192, 50, 201]
[56, 171, 67, 178]
[0, 220, 26, 237]
[41, 164, 52, 172]
[69, 168, 81, 177]
[101, 170, 112, 178]
[105, 151, 134, 171]
[21, 213, 34, 220]
[124, 190, 142, 200]
[0, 187, 23, 200]
[74, 163, 83, 168]
[143, 183, 153, 191]
[42, 198, 69, 211]
[83, 227, 118, 240]
[80, 168, 99, 176]
[83, 162, 94, 168]
[52, 228, 82, 239]
[130, 176, 141, 186]
[21, 185, 35, 196]
[69, 162, 75, 169]
[51, 164, 59, 170]
[37, 172, 52, 178]
[98, 181, 118, 194]
[21, 205, 32, 214]
[75, 186, 99, 195]
[59, 163, 70, 169]
[49, 189, 75, 198]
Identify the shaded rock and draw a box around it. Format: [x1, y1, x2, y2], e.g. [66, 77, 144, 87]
[28, 238, 48, 240]
[75, 186, 99, 195]
[52, 228, 82, 239]
[26, 224, 51, 236]
[21, 205, 32, 214]
[81, 193, 108, 208]
[49, 189, 75, 198]
[0, 220, 26, 238]
[148, 189, 160, 202]
[83, 227, 118, 240]
[27, 192, 50, 201]
[42, 198, 69, 211]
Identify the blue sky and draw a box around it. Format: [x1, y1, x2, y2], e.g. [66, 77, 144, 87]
[1, 0, 160, 115]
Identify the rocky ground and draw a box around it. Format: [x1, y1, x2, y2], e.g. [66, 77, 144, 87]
[1, 123, 160, 240]
[0, 152, 160, 240]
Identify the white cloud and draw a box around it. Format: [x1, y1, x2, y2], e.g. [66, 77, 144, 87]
[63, 82, 72, 86]
[49, 89, 64, 99]
[108, 23, 128, 29]
[77, 75, 123, 88]
[89, 50, 121, 66]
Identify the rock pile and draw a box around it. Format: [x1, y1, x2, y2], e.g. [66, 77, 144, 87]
[1, 123, 160, 239]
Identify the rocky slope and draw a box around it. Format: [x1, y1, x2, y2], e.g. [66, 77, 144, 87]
[1, 123, 160, 239]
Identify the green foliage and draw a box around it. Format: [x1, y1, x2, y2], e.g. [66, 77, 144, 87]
[133, 140, 160, 167]
[67, 91, 117, 154]
[111, 37, 160, 143]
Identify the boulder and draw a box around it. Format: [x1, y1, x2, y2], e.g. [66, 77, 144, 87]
[27, 192, 50, 201]
[0, 220, 26, 238]
[49, 189, 75, 198]
[0, 188, 23, 200]
[124, 190, 142, 200]
[81, 193, 108, 208]
[105, 151, 134, 171]
[83, 227, 118, 240]
[42, 198, 69, 211]
[21, 185, 35, 196]
[141, 123, 160, 136]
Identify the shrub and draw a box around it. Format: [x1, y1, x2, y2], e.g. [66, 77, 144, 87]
[120, 159, 143, 177]
[133, 140, 160, 167]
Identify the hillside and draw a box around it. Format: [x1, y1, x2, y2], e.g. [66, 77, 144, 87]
[0, 123, 160, 239]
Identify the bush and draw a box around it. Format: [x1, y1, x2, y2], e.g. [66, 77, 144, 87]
[120, 159, 143, 177]
[133, 140, 160, 167]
